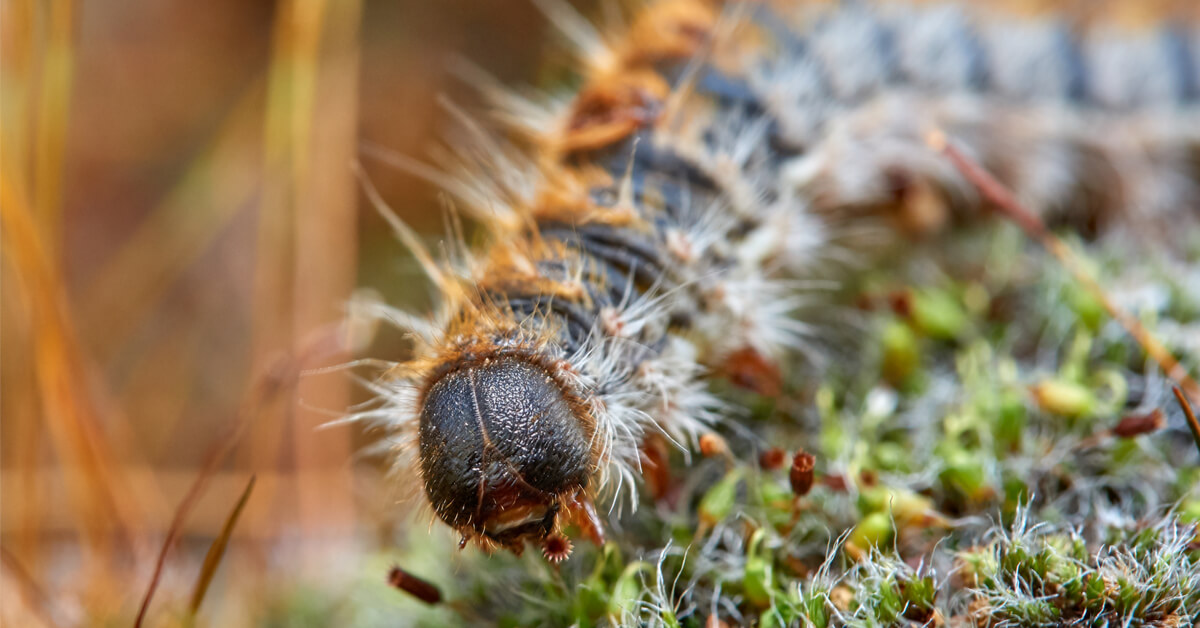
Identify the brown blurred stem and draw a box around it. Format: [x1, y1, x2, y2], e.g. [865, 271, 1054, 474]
[188, 475, 257, 617]
[928, 130, 1200, 406]
[0, 173, 146, 560]
[32, 0, 75, 256]
[1173, 387, 1200, 457]
[133, 326, 345, 628]
[1, 546, 63, 628]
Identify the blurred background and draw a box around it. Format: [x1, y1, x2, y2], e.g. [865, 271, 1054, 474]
[1, 1, 590, 624]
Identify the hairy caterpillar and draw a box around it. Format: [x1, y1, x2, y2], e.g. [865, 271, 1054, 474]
[356, 0, 1200, 561]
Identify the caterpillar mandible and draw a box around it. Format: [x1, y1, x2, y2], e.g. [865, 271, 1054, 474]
[356, 0, 1200, 561]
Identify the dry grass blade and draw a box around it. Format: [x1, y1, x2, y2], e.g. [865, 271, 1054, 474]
[1172, 387, 1200, 457]
[2, 0, 46, 576]
[289, 0, 362, 541]
[133, 430, 241, 628]
[1, 546, 63, 628]
[132, 324, 349, 628]
[242, 0, 323, 523]
[244, 0, 364, 541]
[188, 475, 257, 617]
[32, 0, 75, 254]
[133, 373, 282, 628]
[2, 0, 35, 205]
[0, 174, 145, 557]
[79, 80, 264, 361]
[928, 130, 1200, 404]
[2, 0, 146, 569]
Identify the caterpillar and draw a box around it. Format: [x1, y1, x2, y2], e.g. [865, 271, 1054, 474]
[357, 0, 1200, 561]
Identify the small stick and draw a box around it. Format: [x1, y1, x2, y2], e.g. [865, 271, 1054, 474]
[388, 566, 443, 605]
[1075, 409, 1166, 450]
[927, 130, 1200, 405]
[1173, 387, 1200, 457]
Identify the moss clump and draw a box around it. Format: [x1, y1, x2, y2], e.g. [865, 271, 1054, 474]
[365, 227, 1200, 627]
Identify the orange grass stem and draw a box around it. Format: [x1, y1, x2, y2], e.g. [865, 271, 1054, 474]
[32, 0, 75, 255]
[1173, 387, 1200, 457]
[0, 174, 145, 557]
[928, 130, 1200, 406]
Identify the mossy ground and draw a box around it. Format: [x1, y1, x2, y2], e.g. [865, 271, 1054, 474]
[347, 223, 1200, 627]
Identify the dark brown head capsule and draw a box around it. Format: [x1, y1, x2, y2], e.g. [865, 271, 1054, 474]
[417, 355, 594, 554]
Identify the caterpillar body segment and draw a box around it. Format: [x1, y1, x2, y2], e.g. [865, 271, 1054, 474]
[365, 0, 1200, 558]
[753, 3, 1200, 237]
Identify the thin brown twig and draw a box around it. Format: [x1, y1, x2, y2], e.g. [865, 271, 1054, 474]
[132, 323, 346, 628]
[132, 389, 274, 628]
[927, 130, 1200, 405]
[1173, 387, 1200, 457]
[387, 565, 443, 605]
[133, 359, 291, 627]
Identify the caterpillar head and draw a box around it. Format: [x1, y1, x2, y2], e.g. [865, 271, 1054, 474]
[417, 354, 602, 558]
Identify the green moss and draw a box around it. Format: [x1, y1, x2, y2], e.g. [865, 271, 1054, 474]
[358, 224, 1200, 628]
